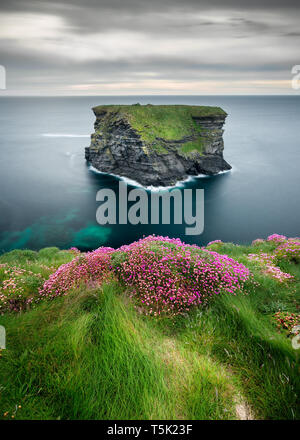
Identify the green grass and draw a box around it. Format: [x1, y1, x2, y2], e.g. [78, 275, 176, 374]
[0, 247, 75, 284]
[0, 283, 237, 420]
[179, 138, 204, 156]
[92, 104, 226, 156]
[0, 246, 74, 267]
[0, 241, 299, 420]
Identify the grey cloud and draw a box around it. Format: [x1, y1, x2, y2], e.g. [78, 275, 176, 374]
[1, 0, 300, 12]
[0, 0, 299, 94]
[284, 32, 300, 36]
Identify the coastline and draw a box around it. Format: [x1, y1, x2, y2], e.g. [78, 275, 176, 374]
[88, 164, 233, 191]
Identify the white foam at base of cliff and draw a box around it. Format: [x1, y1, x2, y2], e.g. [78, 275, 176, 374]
[88, 165, 232, 192]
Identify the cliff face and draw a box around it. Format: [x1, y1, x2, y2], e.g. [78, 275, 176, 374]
[85, 104, 231, 186]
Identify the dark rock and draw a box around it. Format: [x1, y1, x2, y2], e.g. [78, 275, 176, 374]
[85, 105, 231, 186]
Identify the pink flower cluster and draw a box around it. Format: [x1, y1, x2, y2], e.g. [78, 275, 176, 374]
[39, 247, 114, 300]
[4, 233, 300, 316]
[267, 234, 287, 243]
[252, 239, 264, 246]
[0, 264, 44, 314]
[69, 247, 81, 255]
[115, 236, 250, 316]
[274, 239, 300, 263]
[207, 240, 223, 246]
[248, 252, 294, 282]
[273, 311, 300, 333]
[2, 235, 250, 316]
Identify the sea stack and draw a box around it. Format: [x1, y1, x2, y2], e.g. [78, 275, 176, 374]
[85, 104, 231, 186]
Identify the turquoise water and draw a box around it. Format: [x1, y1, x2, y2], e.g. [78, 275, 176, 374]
[0, 95, 299, 252]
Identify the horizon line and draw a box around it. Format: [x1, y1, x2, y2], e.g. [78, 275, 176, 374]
[0, 93, 299, 98]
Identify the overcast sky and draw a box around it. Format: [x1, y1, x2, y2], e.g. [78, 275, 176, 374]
[0, 0, 299, 95]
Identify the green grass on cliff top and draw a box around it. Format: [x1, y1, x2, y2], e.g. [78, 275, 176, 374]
[92, 104, 226, 154]
[0, 240, 299, 420]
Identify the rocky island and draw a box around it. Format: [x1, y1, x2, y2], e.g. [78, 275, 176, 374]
[85, 104, 231, 186]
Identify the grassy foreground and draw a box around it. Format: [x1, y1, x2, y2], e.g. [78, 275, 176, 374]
[0, 237, 299, 420]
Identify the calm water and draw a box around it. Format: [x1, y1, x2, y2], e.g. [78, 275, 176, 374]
[0, 95, 299, 252]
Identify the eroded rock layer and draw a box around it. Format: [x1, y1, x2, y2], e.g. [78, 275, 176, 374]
[85, 104, 231, 186]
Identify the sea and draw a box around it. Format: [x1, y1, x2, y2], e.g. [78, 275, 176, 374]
[0, 95, 299, 252]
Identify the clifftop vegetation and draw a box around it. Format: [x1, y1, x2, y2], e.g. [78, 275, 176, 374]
[92, 104, 226, 156]
[0, 234, 299, 420]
